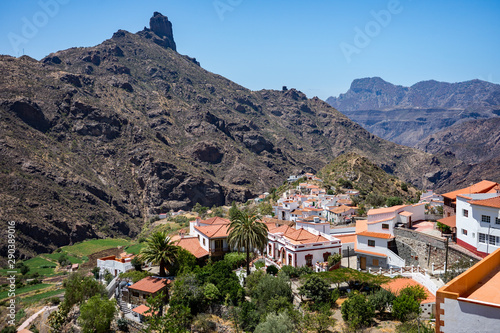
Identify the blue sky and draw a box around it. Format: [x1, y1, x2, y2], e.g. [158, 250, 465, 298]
[0, 0, 499, 100]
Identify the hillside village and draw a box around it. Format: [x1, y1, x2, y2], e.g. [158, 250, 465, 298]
[4, 172, 500, 333]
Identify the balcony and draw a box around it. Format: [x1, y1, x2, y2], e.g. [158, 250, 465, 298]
[210, 248, 228, 257]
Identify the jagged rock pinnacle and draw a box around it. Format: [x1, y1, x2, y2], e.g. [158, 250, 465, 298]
[148, 12, 176, 51]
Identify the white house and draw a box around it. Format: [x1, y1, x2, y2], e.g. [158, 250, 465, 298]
[267, 225, 341, 268]
[455, 192, 500, 257]
[97, 255, 134, 278]
[355, 203, 425, 269]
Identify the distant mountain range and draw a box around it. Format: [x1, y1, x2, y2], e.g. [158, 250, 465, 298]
[326, 77, 500, 147]
[1, 13, 464, 259]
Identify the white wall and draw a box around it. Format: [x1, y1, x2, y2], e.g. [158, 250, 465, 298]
[357, 235, 389, 255]
[366, 220, 394, 235]
[441, 297, 500, 333]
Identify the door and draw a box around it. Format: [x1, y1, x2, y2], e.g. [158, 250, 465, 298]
[360, 256, 366, 270]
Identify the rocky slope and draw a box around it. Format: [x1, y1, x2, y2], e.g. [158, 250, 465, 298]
[318, 152, 420, 203]
[416, 117, 500, 165]
[0, 13, 461, 259]
[326, 77, 500, 146]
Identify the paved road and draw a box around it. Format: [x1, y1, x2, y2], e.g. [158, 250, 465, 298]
[17, 305, 58, 331]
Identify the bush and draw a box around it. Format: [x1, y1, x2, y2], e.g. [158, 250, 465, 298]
[255, 312, 294, 333]
[279, 265, 312, 278]
[48, 297, 61, 305]
[368, 288, 395, 313]
[266, 265, 279, 276]
[254, 260, 265, 270]
[392, 285, 426, 322]
[341, 292, 375, 329]
[117, 318, 129, 332]
[328, 253, 342, 267]
[299, 275, 331, 310]
[386, 196, 404, 207]
[224, 252, 247, 269]
[119, 270, 153, 283]
[78, 296, 116, 333]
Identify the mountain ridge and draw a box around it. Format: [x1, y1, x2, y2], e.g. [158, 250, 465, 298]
[0, 14, 462, 260]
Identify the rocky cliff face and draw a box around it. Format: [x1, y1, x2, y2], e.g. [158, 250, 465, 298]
[416, 117, 500, 165]
[0, 14, 461, 259]
[326, 77, 500, 146]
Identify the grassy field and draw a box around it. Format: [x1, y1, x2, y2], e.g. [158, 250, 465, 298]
[23, 257, 58, 277]
[42, 252, 83, 264]
[61, 238, 134, 257]
[0, 283, 51, 300]
[124, 243, 145, 255]
[21, 288, 65, 304]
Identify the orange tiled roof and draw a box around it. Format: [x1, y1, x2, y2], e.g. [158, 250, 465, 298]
[199, 217, 231, 225]
[367, 216, 395, 225]
[368, 205, 408, 216]
[261, 217, 295, 227]
[437, 215, 456, 228]
[355, 219, 368, 233]
[270, 225, 330, 244]
[441, 180, 498, 201]
[381, 278, 435, 304]
[129, 277, 170, 294]
[332, 205, 355, 214]
[469, 195, 500, 209]
[194, 224, 230, 239]
[357, 231, 393, 239]
[175, 237, 209, 258]
[132, 304, 154, 316]
[399, 211, 413, 217]
[334, 233, 356, 244]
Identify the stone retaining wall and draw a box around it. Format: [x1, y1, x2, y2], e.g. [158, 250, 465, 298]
[394, 228, 479, 269]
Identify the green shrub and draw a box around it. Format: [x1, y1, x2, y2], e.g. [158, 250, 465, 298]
[266, 265, 279, 276]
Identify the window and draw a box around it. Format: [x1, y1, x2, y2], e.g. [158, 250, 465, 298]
[373, 259, 379, 266]
[489, 235, 496, 245]
[496, 217, 500, 225]
[382, 223, 389, 230]
[288, 254, 293, 265]
[323, 252, 331, 262]
[269, 244, 272, 254]
[305, 255, 313, 267]
[462, 229, 468, 235]
[203, 238, 205, 246]
[482, 215, 491, 223]
[368, 240, 375, 247]
[479, 233, 486, 243]
[463, 209, 468, 217]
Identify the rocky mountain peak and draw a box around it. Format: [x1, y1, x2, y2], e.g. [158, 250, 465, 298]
[139, 12, 176, 51]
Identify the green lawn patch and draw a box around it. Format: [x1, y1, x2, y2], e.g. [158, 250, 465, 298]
[0, 283, 51, 300]
[21, 288, 65, 304]
[61, 238, 133, 257]
[124, 243, 144, 255]
[24, 257, 57, 277]
[43, 252, 83, 264]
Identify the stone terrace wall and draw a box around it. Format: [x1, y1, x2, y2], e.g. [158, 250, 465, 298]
[394, 228, 478, 270]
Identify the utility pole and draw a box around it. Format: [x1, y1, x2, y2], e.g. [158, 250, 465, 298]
[444, 235, 449, 275]
[347, 246, 350, 269]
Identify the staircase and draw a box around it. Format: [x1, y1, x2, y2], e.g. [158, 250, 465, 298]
[387, 248, 405, 268]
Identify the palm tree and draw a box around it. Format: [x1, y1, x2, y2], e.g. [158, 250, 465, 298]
[138, 231, 179, 277]
[227, 210, 269, 276]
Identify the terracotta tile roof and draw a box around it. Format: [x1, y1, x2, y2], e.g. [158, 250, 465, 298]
[332, 205, 355, 214]
[367, 216, 395, 225]
[303, 207, 323, 212]
[199, 217, 231, 225]
[441, 180, 498, 201]
[469, 195, 500, 209]
[175, 237, 209, 258]
[381, 278, 435, 304]
[291, 209, 303, 215]
[261, 217, 295, 227]
[194, 224, 230, 239]
[269, 226, 330, 244]
[368, 205, 408, 216]
[355, 219, 368, 233]
[132, 304, 157, 316]
[437, 215, 456, 228]
[129, 276, 170, 294]
[399, 211, 413, 217]
[337, 199, 353, 205]
[357, 231, 394, 239]
[334, 233, 356, 244]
